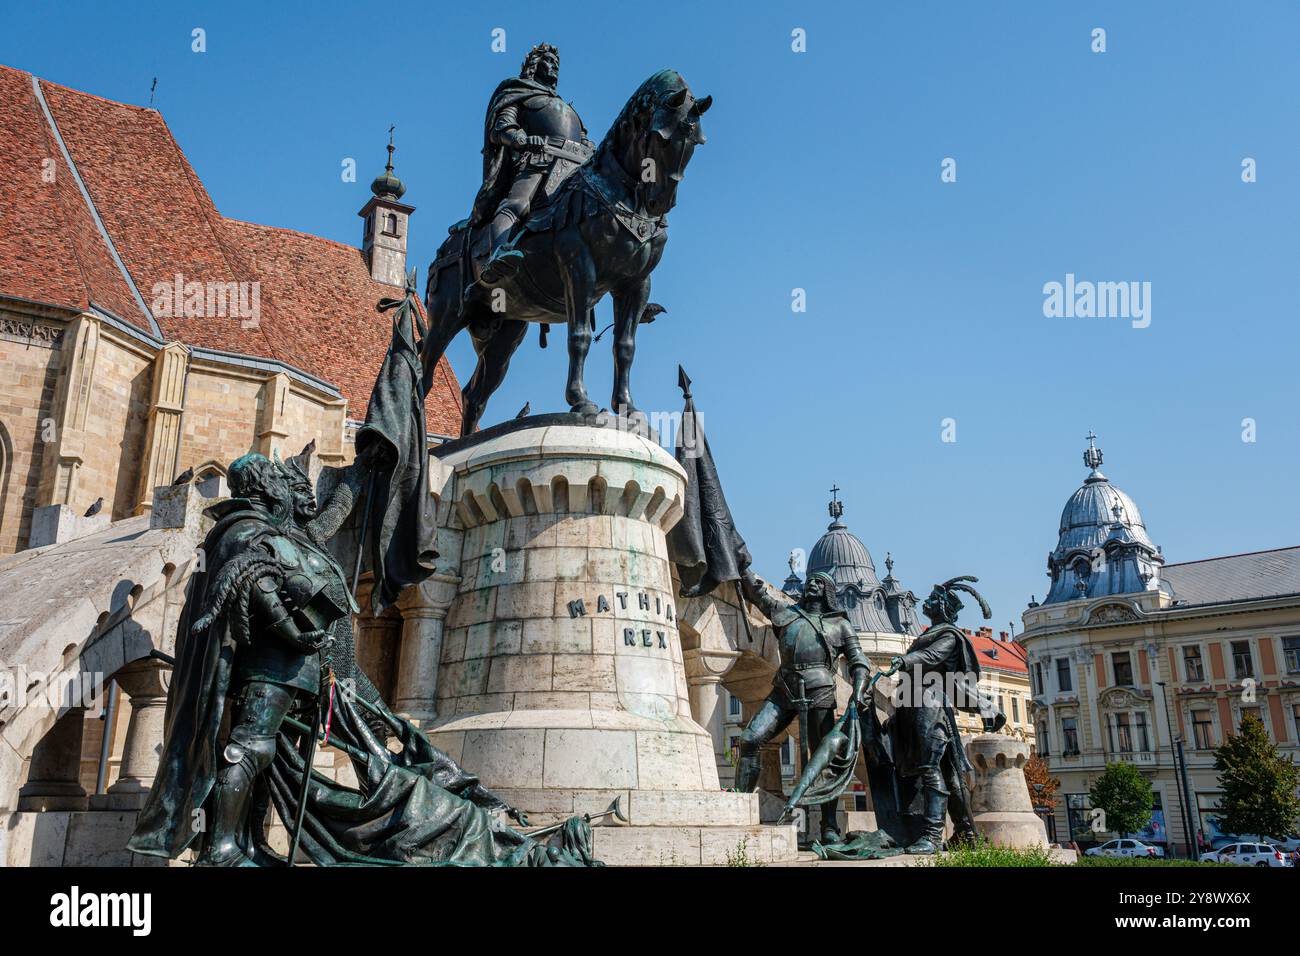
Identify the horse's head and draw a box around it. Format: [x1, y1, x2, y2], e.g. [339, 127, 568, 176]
[601, 70, 711, 218]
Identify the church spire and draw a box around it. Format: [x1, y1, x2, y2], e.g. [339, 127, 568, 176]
[358, 126, 415, 286]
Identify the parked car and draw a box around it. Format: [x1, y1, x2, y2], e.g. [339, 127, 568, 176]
[1209, 831, 1264, 850]
[1264, 834, 1300, 853]
[1203, 842, 1293, 867]
[1084, 838, 1166, 859]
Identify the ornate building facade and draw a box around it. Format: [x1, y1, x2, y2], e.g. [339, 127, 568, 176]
[1021, 437, 1300, 853]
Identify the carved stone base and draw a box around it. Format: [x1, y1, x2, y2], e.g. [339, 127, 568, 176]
[967, 734, 1049, 848]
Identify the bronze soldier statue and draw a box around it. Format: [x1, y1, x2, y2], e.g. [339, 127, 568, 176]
[472, 42, 594, 284]
[130, 452, 350, 865]
[735, 569, 870, 845]
[887, 576, 1005, 854]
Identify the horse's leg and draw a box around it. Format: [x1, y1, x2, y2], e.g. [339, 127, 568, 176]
[420, 264, 470, 398]
[461, 315, 528, 434]
[610, 277, 651, 421]
[559, 246, 599, 416]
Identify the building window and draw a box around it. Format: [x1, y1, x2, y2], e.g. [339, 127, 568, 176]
[1061, 716, 1079, 755]
[1292, 703, 1300, 741]
[727, 693, 741, 719]
[1192, 709, 1214, 750]
[998, 694, 1006, 718]
[1134, 711, 1150, 751]
[1033, 661, 1045, 695]
[1066, 794, 1093, 843]
[853, 793, 867, 812]
[1011, 697, 1020, 723]
[1112, 652, 1134, 687]
[1282, 637, 1300, 674]
[1197, 793, 1223, 842]
[1111, 712, 1133, 753]
[382, 212, 399, 236]
[779, 738, 793, 767]
[1038, 722, 1051, 756]
[1182, 645, 1205, 682]
[729, 736, 740, 765]
[1056, 657, 1073, 693]
[1231, 641, 1253, 680]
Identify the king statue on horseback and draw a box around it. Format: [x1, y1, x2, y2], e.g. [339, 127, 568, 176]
[473, 43, 594, 286]
[420, 43, 711, 434]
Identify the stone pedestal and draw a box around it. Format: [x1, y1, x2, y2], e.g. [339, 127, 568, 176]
[967, 734, 1049, 848]
[421, 418, 797, 864]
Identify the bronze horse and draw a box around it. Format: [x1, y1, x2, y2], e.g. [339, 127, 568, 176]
[421, 70, 710, 434]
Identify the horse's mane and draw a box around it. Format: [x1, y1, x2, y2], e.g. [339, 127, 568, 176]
[592, 69, 688, 167]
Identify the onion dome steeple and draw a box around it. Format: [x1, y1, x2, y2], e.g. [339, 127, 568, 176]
[1043, 432, 1164, 605]
[358, 126, 415, 286]
[370, 133, 407, 200]
[806, 486, 897, 633]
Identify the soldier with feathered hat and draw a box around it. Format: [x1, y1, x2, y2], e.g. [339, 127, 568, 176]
[886, 575, 1006, 854]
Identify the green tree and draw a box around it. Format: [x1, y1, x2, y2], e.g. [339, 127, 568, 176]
[1088, 762, 1153, 837]
[1213, 714, 1300, 839]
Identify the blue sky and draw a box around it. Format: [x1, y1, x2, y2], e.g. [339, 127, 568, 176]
[5, 1, 1299, 630]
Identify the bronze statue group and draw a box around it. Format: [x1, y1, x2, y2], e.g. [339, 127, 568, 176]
[128, 43, 997, 867]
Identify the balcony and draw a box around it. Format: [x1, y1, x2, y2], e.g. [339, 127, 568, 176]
[1105, 749, 1158, 766]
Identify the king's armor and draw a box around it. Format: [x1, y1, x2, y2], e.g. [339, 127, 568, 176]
[473, 45, 593, 284]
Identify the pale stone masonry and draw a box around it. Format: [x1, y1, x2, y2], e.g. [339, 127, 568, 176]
[418, 421, 799, 863]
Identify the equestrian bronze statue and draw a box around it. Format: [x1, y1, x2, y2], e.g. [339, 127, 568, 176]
[422, 45, 711, 433]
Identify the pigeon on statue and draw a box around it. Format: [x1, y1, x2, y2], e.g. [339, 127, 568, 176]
[299, 438, 316, 458]
[515, 401, 531, 419]
[172, 466, 194, 485]
[84, 497, 103, 518]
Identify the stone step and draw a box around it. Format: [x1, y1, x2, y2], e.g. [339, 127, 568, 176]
[591, 823, 798, 866]
[493, 787, 760, 827]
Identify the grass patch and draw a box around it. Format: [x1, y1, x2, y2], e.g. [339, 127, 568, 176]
[923, 839, 1056, 867]
[922, 838, 1233, 867]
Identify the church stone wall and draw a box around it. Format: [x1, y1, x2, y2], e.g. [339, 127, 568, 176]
[86, 332, 152, 521]
[179, 366, 265, 468]
[0, 305, 64, 554]
[0, 310, 354, 561]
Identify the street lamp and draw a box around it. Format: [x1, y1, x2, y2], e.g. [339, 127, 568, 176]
[1155, 680, 1198, 860]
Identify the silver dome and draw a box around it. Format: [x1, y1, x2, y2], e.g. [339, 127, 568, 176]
[1056, 473, 1156, 554]
[1043, 434, 1163, 605]
[805, 495, 899, 633]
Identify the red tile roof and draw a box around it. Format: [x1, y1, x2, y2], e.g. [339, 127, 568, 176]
[968, 632, 1029, 676]
[0, 64, 462, 436]
[0, 65, 144, 324]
